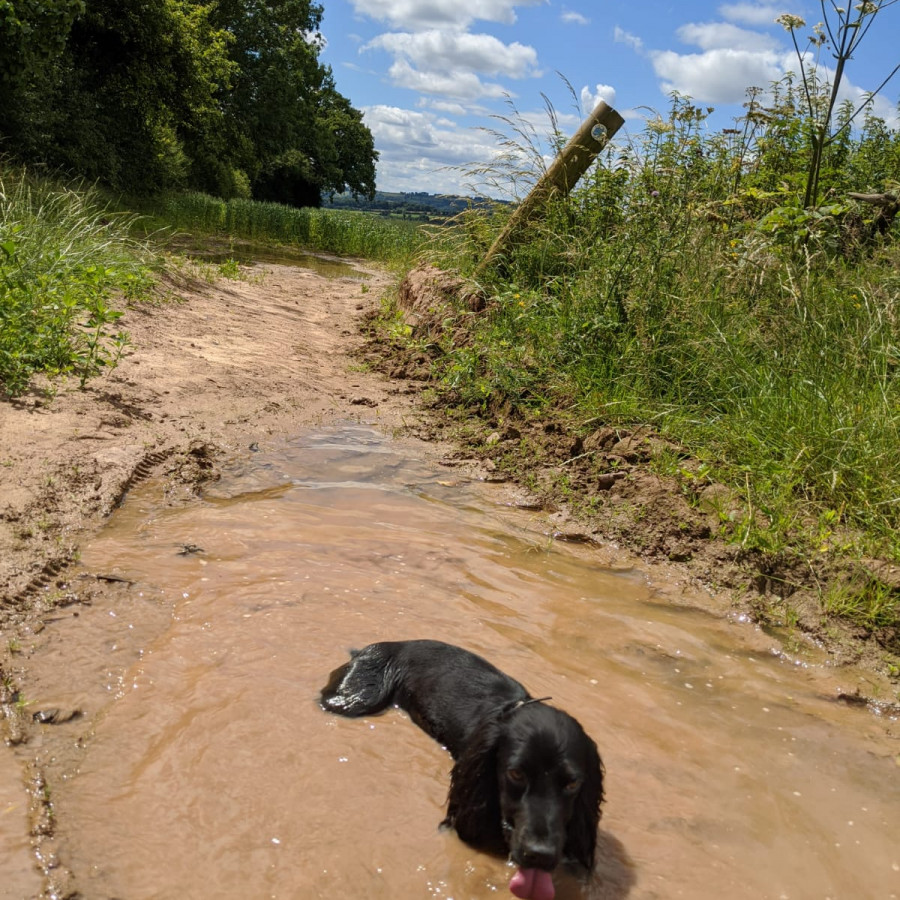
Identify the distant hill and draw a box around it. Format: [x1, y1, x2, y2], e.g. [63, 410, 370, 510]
[325, 190, 503, 221]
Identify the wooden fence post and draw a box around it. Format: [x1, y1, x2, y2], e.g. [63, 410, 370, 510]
[475, 101, 625, 277]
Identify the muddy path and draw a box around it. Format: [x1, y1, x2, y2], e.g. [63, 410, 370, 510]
[0, 257, 419, 896]
[0, 258, 410, 608]
[1, 257, 899, 899]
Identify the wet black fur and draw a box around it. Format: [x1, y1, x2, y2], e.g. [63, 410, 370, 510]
[319, 639, 604, 872]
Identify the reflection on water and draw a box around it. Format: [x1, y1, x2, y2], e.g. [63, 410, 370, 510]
[176, 239, 370, 279]
[24, 427, 900, 899]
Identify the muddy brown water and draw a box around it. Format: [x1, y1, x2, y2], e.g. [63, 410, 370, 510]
[15, 425, 900, 899]
[181, 241, 371, 278]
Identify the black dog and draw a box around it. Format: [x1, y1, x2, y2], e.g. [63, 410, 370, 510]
[319, 640, 604, 899]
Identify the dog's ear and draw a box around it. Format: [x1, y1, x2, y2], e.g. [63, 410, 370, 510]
[443, 719, 507, 855]
[565, 737, 604, 870]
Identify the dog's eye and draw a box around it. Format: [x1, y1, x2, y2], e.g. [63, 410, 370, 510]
[507, 768, 526, 784]
[564, 778, 582, 794]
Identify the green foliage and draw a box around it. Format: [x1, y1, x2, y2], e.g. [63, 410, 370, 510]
[429, 91, 900, 569]
[0, 168, 156, 396]
[0, 0, 376, 205]
[823, 580, 900, 631]
[0, 0, 84, 81]
[776, 3, 900, 207]
[1, 0, 235, 193]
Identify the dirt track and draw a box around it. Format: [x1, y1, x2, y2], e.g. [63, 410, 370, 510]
[0, 258, 445, 896]
[0, 261, 416, 609]
[4, 259, 899, 677]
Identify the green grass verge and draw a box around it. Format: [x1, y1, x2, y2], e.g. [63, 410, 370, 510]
[1, 168, 160, 397]
[411, 95, 900, 637]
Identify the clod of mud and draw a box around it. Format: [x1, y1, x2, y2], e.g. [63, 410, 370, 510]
[166, 441, 221, 498]
[31, 708, 83, 725]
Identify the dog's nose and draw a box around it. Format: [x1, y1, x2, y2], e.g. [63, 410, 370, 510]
[516, 841, 560, 871]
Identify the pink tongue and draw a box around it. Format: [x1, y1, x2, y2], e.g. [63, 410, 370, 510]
[509, 868, 555, 900]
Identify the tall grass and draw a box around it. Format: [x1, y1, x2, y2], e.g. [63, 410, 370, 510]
[147, 192, 425, 267]
[424, 90, 900, 580]
[0, 168, 158, 396]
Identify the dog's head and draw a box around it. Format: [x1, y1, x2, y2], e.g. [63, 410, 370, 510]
[446, 701, 604, 873]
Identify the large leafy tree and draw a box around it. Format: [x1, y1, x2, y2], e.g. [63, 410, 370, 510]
[60, 0, 233, 191]
[0, 0, 84, 149]
[210, 0, 377, 204]
[0, 0, 84, 81]
[0, 0, 376, 204]
[1, 0, 234, 192]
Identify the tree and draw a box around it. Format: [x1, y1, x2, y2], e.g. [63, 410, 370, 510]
[210, 0, 377, 205]
[317, 86, 378, 200]
[0, 0, 84, 145]
[0, 0, 377, 203]
[55, 0, 234, 192]
[0, 0, 234, 193]
[0, 0, 84, 82]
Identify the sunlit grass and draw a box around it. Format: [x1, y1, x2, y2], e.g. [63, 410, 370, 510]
[0, 167, 158, 396]
[416, 92, 900, 624]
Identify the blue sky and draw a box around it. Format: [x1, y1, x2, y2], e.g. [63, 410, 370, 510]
[319, 0, 900, 196]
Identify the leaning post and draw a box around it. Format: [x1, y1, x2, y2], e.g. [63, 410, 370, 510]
[475, 101, 625, 278]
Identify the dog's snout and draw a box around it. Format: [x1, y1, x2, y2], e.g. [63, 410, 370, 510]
[515, 840, 561, 872]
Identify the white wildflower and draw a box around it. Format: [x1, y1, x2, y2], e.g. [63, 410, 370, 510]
[775, 13, 806, 30]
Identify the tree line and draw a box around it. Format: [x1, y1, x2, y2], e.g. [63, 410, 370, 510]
[0, 0, 377, 206]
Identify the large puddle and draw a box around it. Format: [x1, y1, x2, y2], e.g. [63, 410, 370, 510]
[173, 238, 371, 278]
[21, 426, 900, 899]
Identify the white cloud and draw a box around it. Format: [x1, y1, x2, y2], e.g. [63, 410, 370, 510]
[418, 98, 474, 116]
[580, 83, 617, 112]
[349, 0, 545, 30]
[362, 104, 509, 192]
[561, 9, 590, 26]
[677, 21, 777, 52]
[614, 26, 644, 53]
[651, 47, 782, 103]
[366, 30, 539, 78]
[718, 2, 786, 27]
[650, 36, 900, 124]
[385, 58, 509, 99]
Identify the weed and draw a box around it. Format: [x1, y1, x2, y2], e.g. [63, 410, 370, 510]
[217, 257, 242, 279]
[823, 580, 900, 631]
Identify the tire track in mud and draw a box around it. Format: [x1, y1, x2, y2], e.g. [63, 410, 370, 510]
[1, 447, 177, 612]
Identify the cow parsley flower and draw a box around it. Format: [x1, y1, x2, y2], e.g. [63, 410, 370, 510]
[775, 13, 806, 30]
